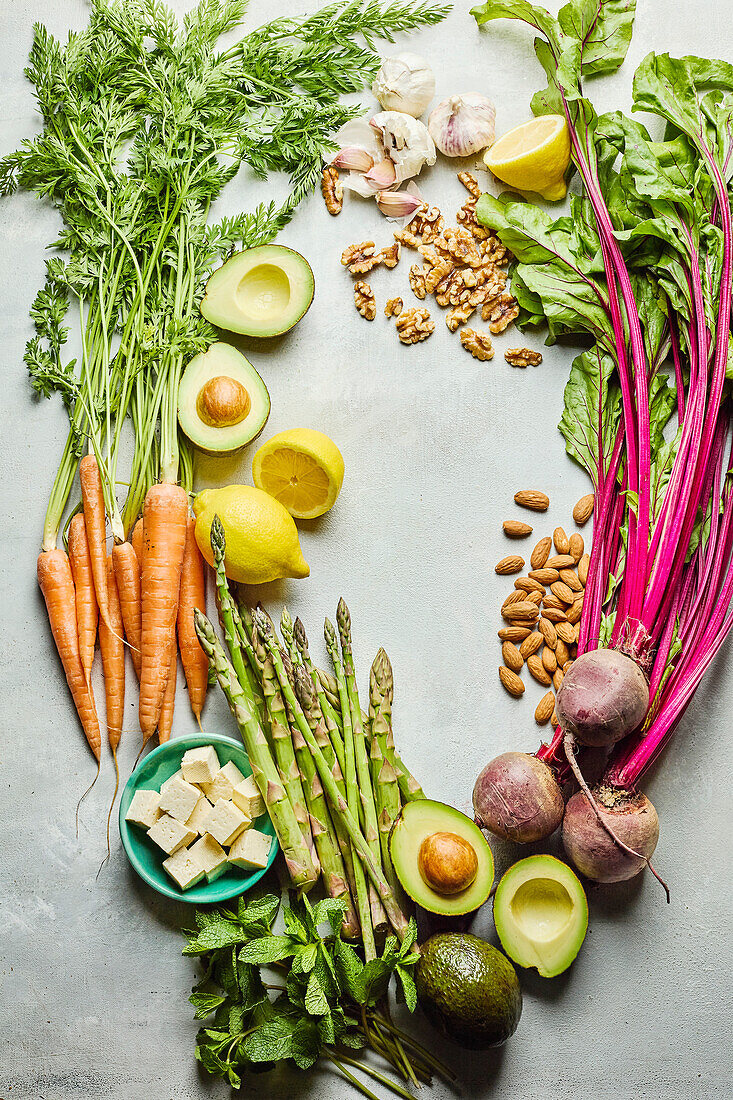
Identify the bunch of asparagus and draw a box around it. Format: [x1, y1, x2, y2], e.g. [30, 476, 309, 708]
[193, 516, 426, 958]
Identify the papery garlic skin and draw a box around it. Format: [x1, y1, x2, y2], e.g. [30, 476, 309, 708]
[372, 52, 435, 117]
[370, 111, 436, 183]
[428, 94, 496, 157]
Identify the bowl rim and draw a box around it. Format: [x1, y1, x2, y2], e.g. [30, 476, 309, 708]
[118, 732, 278, 903]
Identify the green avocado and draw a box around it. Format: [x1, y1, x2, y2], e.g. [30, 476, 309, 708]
[389, 799, 494, 917]
[177, 342, 270, 455]
[493, 854, 588, 978]
[200, 244, 314, 337]
[415, 933, 522, 1049]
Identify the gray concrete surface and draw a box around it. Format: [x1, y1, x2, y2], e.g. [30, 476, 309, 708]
[1, 1, 731, 1098]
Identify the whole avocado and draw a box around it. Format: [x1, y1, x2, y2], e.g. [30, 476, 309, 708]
[415, 933, 522, 1049]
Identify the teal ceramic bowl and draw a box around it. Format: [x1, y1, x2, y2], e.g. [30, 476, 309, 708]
[119, 733, 278, 903]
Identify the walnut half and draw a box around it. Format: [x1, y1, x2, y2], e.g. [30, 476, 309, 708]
[505, 347, 543, 368]
[396, 307, 435, 345]
[385, 296, 403, 318]
[460, 329, 495, 361]
[321, 166, 343, 216]
[354, 281, 376, 321]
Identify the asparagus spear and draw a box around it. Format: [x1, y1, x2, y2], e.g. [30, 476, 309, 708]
[373, 649, 425, 804]
[294, 617, 346, 775]
[194, 610, 317, 891]
[256, 609, 409, 943]
[280, 606, 302, 668]
[337, 599, 389, 933]
[317, 667, 342, 711]
[369, 650, 405, 906]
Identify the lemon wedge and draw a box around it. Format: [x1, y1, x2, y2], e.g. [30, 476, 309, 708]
[252, 428, 345, 520]
[484, 115, 571, 201]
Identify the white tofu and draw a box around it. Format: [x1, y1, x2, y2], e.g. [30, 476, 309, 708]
[158, 775, 202, 824]
[181, 745, 220, 786]
[229, 828, 273, 871]
[232, 775, 265, 820]
[147, 813, 197, 855]
[162, 846, 206, 891]
[190, 834, 229, 883]
[125, 789, 162, 829]
[202, 760, 246, 804]
[204, 797, 249, 847]
[160, 768, 184, 795]
[186, 795, 213, 835]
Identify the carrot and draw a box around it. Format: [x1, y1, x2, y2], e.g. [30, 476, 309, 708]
[177, 516, 208, 723]
[112, 541, 142, 680]
[67, 512, 98, 686]
[99, 555, 125, 753]
[158, 645, 177, 745]
[37, 549, 101, 761]
[139, 483, 188, 738]
[79, 453, 110, 627]
[131, 517, 143, 570]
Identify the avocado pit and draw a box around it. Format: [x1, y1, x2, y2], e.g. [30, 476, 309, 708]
[418, 831, 478, 895]
[196, 375, 251, 428]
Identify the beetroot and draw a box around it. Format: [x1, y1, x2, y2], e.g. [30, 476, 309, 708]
[555, 649, 649, 748]
[562, 786, 660, 884]
[473, 752, 564, 843]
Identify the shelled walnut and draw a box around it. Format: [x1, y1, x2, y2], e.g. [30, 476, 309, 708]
[460, 328, 494, 360]
[485, 292, 520, 333]
[354, 281, 376, 320]
[384, 296, 403, 318]
[396, 307, 435, 344]
[505, 347, 543, 367]
[321, 166, 343, 215]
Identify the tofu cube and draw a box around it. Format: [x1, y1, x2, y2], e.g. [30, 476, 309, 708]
[181, 745, 220, 786]
[190, 834, 229, 883]
[205, 797, 249, 847]
[158, 775, 202, 824]
[232, 775, 265, 820]
[186, 795, 213, 835]
[162, 846, 205, 891]
[159, 767, 184, 795]
[202, 760, 246, 804]
[147, 813, 198, 855]
[229, 828, 273, 871]
[125, 789, 162, 829]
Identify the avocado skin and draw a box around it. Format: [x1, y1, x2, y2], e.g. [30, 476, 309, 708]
[415, 933, 522, 1049]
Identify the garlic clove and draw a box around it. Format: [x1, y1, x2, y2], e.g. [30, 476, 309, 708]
[331, 146, 375, 172]
[428, 93, 496, 158]
[363, 158, 397, 191]
[372, 52, 435, 118]
[375, 189, 424, 219]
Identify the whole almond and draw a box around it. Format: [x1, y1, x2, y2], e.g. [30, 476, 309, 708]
[527, 653, 552, 685]
[529, 568, 559, 584]
[503, 602, 540, 623]
[539, 618, 557, 648]
[530, 536, 552, 569]
[499, 666, 524, 697]
[556, 621, 575, 645]
[553, 527, 570, 555]
[569, 533, 584, 562]
[498, 626, 532, 642]
[502, 641, 524, 673]
[546, 554, 575, 570]
[515, 577, 545, 594]
[514, 489, 550, 512]
[551, 709, 559, 726]
[542, 594, 564, 611]
[520, 632, 544, 659]
[573, 493, 594, 525]
[535, 691, 555, 725]
[542, 646, 557, 674]
[556, 638, 570, 666]
[502, 590, 526, 612]
[563, 659, 574, 673]
[542, 607, 568, 623]
[503, 519, 533, 538]
[572, 623, 581, 643]
[526, 590, 544, 606]
[578, 553, 590, 585]
[567, 598, 583, 624]
[551, 581, 575, 605]
[553, 668, 564, 691]
[559, 569, 583, 592]
[496, 555, 525, 575]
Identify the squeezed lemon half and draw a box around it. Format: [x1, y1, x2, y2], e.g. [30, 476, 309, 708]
[484, 114, 571, 201]
[253, 428, 345, 520]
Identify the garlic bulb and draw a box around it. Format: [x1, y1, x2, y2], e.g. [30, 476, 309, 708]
[372, 52, 435, 117]
[370, 111, 436, 184]
[428, 94, 496, 158]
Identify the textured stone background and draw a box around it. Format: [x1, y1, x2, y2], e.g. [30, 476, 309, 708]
[1, 1, 731, 1097]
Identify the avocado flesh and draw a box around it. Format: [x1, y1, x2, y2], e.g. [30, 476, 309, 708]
[201, 244, 314, 337]
[493, 854, 588, 978]
[178, 342, 270, 455]
[389, 799, 494, 916]
[415, 933, 521, 1049]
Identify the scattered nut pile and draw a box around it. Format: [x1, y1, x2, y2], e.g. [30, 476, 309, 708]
[495, 490, 594, 725]
[333, 171, 543, 363]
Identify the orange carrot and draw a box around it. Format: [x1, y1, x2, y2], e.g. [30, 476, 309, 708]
[177, 516, 208, 722]
[99, 555, 125, 752]
[79, 454, 110, 626]
[37, 549, 101, 761]
[112, 541, 142, 680]
[131, 517, 143, 571]
[139, 483, 188, 738]
[67, 512, 98, 686]
[158, 645, 177, 745]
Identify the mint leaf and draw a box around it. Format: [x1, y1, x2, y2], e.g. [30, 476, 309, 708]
[292, 1017, 321, 1069]
[283, 904, 310, 943]
[311, 896, 348, 935]
[394, 964, 418, 1013]
[183, 921, 249, 955]
[290, 943, 318, 976]
[333, 936, 365, 1003]
[243, 1016, 298, 1063]
[189, 991, 227, 1019]
[239, 935, 299, 966]
[305, 970, 330, 1016]
[239, 892, 280, 931]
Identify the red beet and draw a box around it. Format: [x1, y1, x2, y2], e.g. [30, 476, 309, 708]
[473, 752, 565, 843]
[556, 649, 649, 748]
[562, 786, 660, 884]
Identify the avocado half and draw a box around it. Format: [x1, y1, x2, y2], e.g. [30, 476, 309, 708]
[390, 799, 494, 916]
[200, 244, 314, 337]
[177, 342, 270, 455]
[415, 933, 522, 1049]
[493, 854, 588, 978]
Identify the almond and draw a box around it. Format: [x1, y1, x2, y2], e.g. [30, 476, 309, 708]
[530, 536, 552, 569]
[515, 577, 545, 594]
[578, 553, 590, 585]
[502, 590, 526, 612]
[567, 598, 583, 624]
[502, 641, 524, 673]
[551, 709, 559, 726]
[499, 666, 525, 697]
[556, 621, 575, 645]
[503, 519, 533, 538]
[559, 568, 583, 592]
[573, 493, 594, 525]
[542, 594, 564, 610]
[525, 590, 544, 606]
[529, 567, 559, 584]
[553, 668, 564, 691]
[535, 691, 555, 725]
[527, 653, 552, 686]
[495, 555, 525, 575]
[542, 646, 557, 674]
[553, 527, 570, 555]
[542, 607, 568, 623]
[569, 533, 584, 562]
[556, 638, 570, 666]
[563, 659, 574, 673]
[514, 489, 550, 512]
[519, 632, 544, 659]
[503, 601, 540, 623]
[545, 554, 575, 570]
[538, 618, 557, 648]
[550, 581, 575, 605]
[498, 626, 532, 642]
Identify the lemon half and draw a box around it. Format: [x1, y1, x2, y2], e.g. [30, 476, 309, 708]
[484, 115, 571, 201]
[253, 429, 345, 520]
